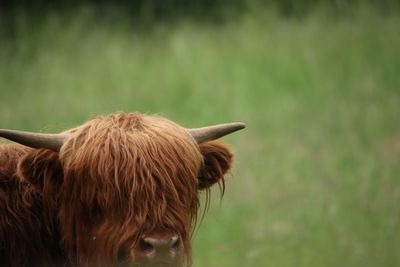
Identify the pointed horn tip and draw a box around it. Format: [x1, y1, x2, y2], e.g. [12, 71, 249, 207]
[224, 122, 246, 132]
[234, 122, 246, 129]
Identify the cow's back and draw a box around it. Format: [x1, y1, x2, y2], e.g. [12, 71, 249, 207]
[0, 144, 65, 266]
[0, 143, 25, 181]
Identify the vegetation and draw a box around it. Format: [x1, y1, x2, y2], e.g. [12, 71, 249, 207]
[0, 3, 399, 266]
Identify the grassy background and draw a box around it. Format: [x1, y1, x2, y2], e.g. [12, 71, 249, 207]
[1, 4, 400, 267]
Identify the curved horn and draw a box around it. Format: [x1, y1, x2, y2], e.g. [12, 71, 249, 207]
[187, 122, 245, 143]
[0, 129, 67, 151]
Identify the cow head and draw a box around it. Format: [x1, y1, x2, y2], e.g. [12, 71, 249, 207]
[0, 112, 245, 266]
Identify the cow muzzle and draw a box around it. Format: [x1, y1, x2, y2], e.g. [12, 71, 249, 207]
[131, 233, 184, 266]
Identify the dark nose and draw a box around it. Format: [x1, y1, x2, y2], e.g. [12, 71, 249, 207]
[138, 235, 180, 259]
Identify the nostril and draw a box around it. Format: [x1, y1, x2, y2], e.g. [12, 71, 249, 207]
[138, 238, 155, 254]
[170, 236, 180, 251]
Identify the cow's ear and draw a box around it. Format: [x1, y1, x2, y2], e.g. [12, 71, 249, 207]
[197, 141, 233, 190]
[17, 148, 63, 193]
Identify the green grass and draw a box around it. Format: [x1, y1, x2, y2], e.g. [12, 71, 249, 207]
[1, 6, 400, 267]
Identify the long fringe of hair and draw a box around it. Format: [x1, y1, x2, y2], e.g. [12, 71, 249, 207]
[58, 112, 203, 265]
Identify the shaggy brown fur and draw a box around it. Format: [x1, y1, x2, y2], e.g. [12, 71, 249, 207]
[0, 112, 233, 267]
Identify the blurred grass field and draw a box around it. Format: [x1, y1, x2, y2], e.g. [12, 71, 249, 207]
[1, 4, 400, 267]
